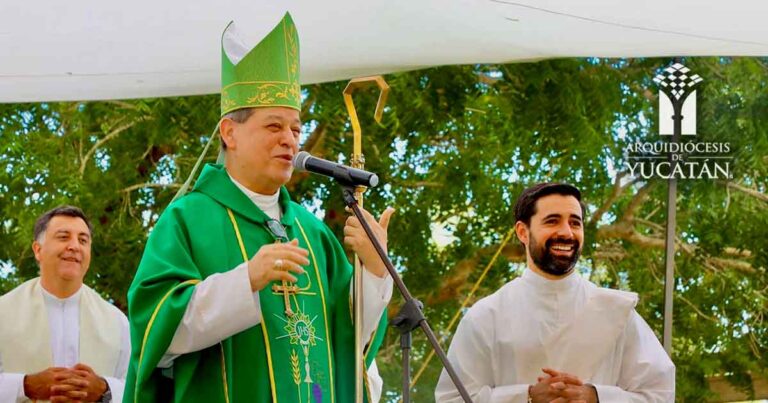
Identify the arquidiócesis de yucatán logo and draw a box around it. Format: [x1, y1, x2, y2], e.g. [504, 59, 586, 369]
[624, 63, 732, 179]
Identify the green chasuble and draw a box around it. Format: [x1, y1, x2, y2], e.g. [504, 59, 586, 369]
[124, 164, 388, 403]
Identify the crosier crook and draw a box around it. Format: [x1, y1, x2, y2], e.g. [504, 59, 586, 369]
[342, 76, 390, 403]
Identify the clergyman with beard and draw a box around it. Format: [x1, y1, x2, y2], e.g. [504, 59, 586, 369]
[435, 183, 675, 403]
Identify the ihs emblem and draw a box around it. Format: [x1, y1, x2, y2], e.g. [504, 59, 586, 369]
[275, 304, 323, 401]
[278, 309, 320, 349]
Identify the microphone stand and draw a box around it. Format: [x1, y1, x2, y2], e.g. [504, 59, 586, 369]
[341, 186, 473, 403]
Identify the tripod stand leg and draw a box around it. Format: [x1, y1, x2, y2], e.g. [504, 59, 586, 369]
[402, 332, 412, 403]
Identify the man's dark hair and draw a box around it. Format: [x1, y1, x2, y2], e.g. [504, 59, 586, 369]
[514, 183, 586, 226]
[33, 205, 93, 242]
[219, 108, 255, 150]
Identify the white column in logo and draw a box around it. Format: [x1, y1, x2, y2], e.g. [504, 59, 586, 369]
[659, 90, 697, 136]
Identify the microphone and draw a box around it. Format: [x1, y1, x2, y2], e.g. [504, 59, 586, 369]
[293, 151, 379, 188]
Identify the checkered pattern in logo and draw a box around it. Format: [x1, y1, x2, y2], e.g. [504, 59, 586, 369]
[653, 63, 703, 100]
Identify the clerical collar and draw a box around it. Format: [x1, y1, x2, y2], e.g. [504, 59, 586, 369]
[521, 268, 580, 292]
[41, 285, 82, 304]
[227, 173, 282, 220]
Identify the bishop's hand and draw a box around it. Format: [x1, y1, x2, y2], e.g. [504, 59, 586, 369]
[247, 239, 309, 291]
[344, 206, 395, 277]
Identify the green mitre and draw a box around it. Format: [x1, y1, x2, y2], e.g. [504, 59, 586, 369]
[220, 12, 301, 116]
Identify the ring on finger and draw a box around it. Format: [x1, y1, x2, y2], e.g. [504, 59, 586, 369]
[274, 259, 284, 270]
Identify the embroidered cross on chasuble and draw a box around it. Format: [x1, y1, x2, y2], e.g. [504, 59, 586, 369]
[264, 218, 313, 318]
[227, 207, 333, 403]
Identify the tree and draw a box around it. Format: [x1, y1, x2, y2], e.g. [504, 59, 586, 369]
[1, 57, 765, 402]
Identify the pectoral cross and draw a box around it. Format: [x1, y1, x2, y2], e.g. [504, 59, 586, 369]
[272, 281, 297, 317]
[266, 219, 298, 317]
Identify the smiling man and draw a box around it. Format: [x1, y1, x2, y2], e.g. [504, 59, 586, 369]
[435, 183, 675, 403]
[124, 13, 393, 403]
[0, 206, 129, 402]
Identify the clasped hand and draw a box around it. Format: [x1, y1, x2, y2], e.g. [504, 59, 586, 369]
[24, 363, 107, 402]
[529, 368, 598, 403]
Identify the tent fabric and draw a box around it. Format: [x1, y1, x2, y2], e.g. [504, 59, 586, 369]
[1, 0, 766, 103]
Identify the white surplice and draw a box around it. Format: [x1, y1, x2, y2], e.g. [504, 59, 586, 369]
[0, 285, 130, 403]
[435, 269, 675, 403]
[159, 176, 393, 402]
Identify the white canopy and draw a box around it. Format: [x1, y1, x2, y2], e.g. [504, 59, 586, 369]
[1, 0, 766, 103]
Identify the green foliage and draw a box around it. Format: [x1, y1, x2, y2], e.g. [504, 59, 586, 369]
[1, 57, 766, 401]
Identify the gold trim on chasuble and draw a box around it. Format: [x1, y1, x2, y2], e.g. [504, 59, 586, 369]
[295, 219, 376, 401]
[135, 278, 230, 403]
[227, 209, 335, 403]
[227, 208, 278, 403]
[294, 219, 337, 403]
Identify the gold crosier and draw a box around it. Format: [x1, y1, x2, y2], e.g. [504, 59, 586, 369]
[342, 76, 390, 403]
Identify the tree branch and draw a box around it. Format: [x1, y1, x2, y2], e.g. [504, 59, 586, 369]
[635, 218, 665, 234]
[720, 181, 768, 203]
[120, 182, 181, 193]
[595, 222, 756, 274]
[402, 181, 443, 188]
[427, 242, 524, 305]
[79, 118, 148, 176]
[590, 171, 628, 226]
[724, 247, 752, 258]
[301, 91, 317, 117]
[709, 257, 757, 274]
[597, 221, 665, 248]
[476, 72, 501, 86]
[302, 122, 327, 156]
[679, 294, 718, 323]
[105, 100, 139, 110]
[622, 181, 655, 223]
